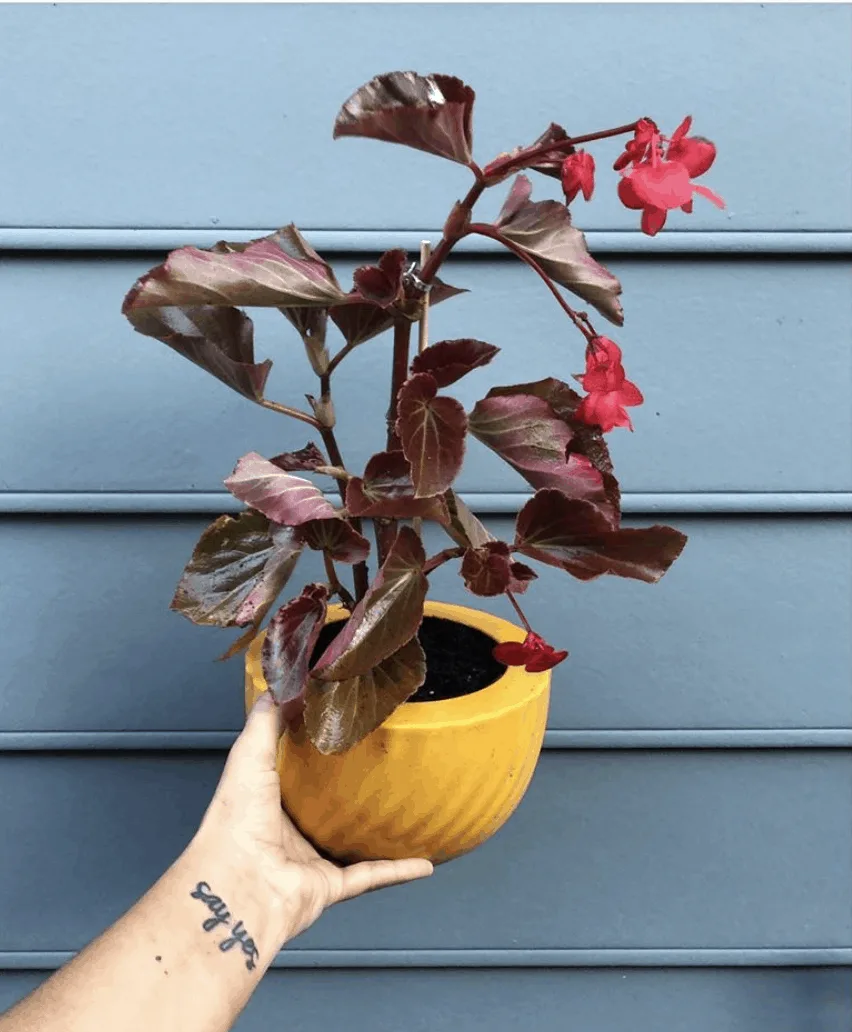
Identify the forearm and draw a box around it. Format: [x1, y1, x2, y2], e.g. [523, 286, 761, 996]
[0, 833, 292, 1032]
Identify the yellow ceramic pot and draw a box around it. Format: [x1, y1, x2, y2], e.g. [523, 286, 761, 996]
[244, 600, 550, 863]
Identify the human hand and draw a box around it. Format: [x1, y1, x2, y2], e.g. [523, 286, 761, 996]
[190, 691, 433, 944]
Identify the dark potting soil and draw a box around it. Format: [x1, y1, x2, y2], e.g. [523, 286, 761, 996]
[311, 616, 507, 702]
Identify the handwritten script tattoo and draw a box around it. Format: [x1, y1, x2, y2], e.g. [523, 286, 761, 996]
[189, 881, 260, 971]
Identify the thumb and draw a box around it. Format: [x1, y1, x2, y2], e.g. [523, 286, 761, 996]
[336, 858, 434, 903]
[229, 691, 282, 772]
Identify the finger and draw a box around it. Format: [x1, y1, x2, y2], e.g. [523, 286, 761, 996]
[336, 858, 434, 903]
[228, 691, 283, 773]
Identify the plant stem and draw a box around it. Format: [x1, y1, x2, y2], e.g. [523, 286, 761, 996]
[260, 399, 321, 428]
[387, 316, 413, 450]
[423, 547, 464, 575]
[327, 340, 358, 377]
[467, 224, 597, 342]
[419, 178, 486, 285]
[323, 552, 356, 610]
[486, 120, 642, 179]
[506, 590, 533, 633]
[317, 425, 370, 600]
[412, 240, 433, 541]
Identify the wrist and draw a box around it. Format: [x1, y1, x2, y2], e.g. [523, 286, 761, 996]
[179, 831, 295, 964]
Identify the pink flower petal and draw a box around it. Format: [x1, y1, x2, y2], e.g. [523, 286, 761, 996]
[693, 183, 726, 209]
[641, 206, 668, 236]
[667, 136, 716, 178]
[629, 161, 693, 209]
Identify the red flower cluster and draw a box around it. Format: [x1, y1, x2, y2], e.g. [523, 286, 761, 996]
[493, 631, 568, 673]
[561, 150, 595, 204]
[574, 335, 643, 432]
[615, 116, 724, 236]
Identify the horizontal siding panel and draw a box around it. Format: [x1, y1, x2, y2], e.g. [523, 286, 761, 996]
[0, 516, 848, 733]
[0, 751, 849, 952]
[1, 256, 849, 494]
[1, 968, 850, 1032]
[0, 5, 849, 230]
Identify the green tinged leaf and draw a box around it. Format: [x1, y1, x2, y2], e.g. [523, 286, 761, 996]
[312, 526, 427, 681]
[304, 637, 426, 754]
[170, 511, 302, 627]
[514, 490, 687, 582]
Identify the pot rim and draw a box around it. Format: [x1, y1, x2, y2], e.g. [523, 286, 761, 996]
[245, 599, 550, 732]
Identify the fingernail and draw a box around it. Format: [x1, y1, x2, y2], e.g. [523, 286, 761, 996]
[253, 692, 274, 712]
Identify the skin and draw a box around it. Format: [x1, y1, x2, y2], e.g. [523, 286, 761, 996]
[0, 692, 433, 1032]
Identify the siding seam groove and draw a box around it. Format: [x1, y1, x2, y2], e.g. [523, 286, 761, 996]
[1, 949, 849, 970]
[2, 492, 851, 516]
[1, 229, 850, 254]
[1, 731, 850, 752]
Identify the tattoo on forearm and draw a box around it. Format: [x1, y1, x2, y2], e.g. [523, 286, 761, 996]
[189, 881, 260, 971]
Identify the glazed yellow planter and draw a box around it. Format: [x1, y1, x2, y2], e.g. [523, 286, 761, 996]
[244, 600, 550, 864]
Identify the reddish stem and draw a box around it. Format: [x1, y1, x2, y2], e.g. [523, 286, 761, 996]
[506, 590, 533, 633]
[467, 224, 597, 342]
[485, 120, 642, 180]
[423, 547, 464, 575]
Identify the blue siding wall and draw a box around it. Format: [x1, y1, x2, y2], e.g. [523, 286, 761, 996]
[1, 4, 850, 1030]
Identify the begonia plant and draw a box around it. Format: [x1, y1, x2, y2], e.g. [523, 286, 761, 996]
[122, 72, 723, 754]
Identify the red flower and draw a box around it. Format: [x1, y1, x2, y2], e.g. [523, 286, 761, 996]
[612, 118, 658, 171]
[561, 150, 595, 204]
[574, 335, 643, 432]
[493, 631, 568, 673]
[616, 116, 724, 236]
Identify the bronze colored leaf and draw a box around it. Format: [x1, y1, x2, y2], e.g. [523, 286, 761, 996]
[170, 511, 302, 627]
[396, 373, 467, 497]
[494, 175, 623, 326]
[312, 526, 427, 681]
[298, 519, 371, 564]
[124, 304, 271, 402]
[330, 274, 467, 347]
[281, 306, 330, 375]
[468, 386, 619, 524]
[483, 122, 573, 183]
[352, 249, 407, 307]
[225, 452, 339, 525]
[333, 71, 475, 165]
[269, 442, 328, 472]
[122, 225, 346, 311]
[442, 489, 495, 549]
[345, 450, 450, 522]
[515, 489, 687, 583]
[261, 584, 329, 706]
[460, 540, 536, 597]
[410, 338, 500, 388]
[304, 636, 426, 754]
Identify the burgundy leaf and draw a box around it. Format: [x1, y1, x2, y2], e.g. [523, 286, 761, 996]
[494, 175, 623, 326]
[410, 338, 500, 388]
[298, 519, 371, 564]
[460, 540, 536, 597]
[329, 299, 396, 348]
[330, 274, 467, 347]
[261, 584, 329, 706]
[352, 249, 407, 307]
[170, 511, 302, 627]
[281, 306, 330, 375]
[124, 305, 271, 402]
[396, 373, 467, 497]
[122, 225, 346, 311]
[304, 636, 426, 754]
[509, 560, 538, 593]
[269, 442, 328, 472]
[345, 450, 450, 522]
[312, 526, 427, 681]
[515, 490, 687, 582]
[442, 489, 495, 549]
[225, 452, 339, 526]
[333, 71, 475, 165]
[468, 387, 619, 524]
[483, 123, 573, 183]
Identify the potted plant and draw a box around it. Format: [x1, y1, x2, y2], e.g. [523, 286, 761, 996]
[122, 72, 723, 864]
